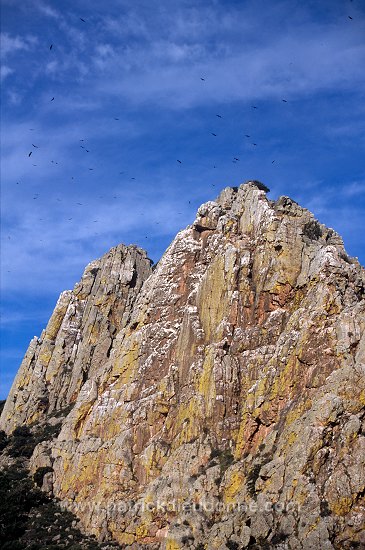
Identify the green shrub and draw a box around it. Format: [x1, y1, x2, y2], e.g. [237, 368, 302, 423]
[7, 427, 37, 458]
[0, 429, 8, 452]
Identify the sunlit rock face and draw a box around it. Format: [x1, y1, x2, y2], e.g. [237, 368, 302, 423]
[0, 244, 152, 433]
[2, 182, 365, 550]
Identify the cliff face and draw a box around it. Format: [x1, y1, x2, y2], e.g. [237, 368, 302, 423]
[1, 183, 364, 550]
[0, 244, 152, 432]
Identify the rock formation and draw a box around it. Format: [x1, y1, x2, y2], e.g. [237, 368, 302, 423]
[1, 182, 364, 549]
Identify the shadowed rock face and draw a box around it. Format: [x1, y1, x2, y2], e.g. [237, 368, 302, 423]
[1, 182, 364, 550]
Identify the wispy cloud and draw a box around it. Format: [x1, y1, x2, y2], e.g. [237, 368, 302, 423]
[0, 65, 13, 80]
[341, 181, 365, 198]
[36, 2, 60, 19]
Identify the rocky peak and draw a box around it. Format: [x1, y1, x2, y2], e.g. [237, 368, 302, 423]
[1, 182, 364, 549]
[0, 244, 152, 433]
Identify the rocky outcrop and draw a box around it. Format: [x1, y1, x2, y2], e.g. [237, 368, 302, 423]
[0, 244, 152, 433]
[1, 182, 364, 549]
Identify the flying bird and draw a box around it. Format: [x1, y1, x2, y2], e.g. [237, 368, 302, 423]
[114, 118, 119, 120]
[51, 97, 55, 101]
[234, 157, 239, 161]
[177, 160, 182, 163]
[272, 160, 275, 163]
[28, 151, 32, 157]
[32, 144, 39, 148]
[50, 44, 53, 50]
[245, 135, 251, 138]
[348, 15, 353, 20]
[251, 105, 257, 109]
[216, 114, 222, 118]
[80, 18, 86, 22]
[282, 99, 287, 102]
[211, 133, 217, 136]
[200, 77, 205, 81]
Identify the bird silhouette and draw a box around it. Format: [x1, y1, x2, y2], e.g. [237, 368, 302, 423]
[32, 144, 39, 148]
[51, 97, 55, 101]
[50, 44, 53, 50]
[282, 99, 287, 102]
[177, 160, 182, 163]
[348, 16, 353, 20]
[245, 135, 251, 138]
[251, 106, 257, 109]
[28, 151, 32, 157]
[216, 114, 222, 118]
[200, 77, 205, 81]
[80, 18, 86, 22]
[211, 133, 217, 136]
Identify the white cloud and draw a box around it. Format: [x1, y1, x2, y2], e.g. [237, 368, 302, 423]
[36, 2, 60, 19]
[62, 4, 364, 110]
[342, 181, 365, 197]
[0, 32, 36, 57]
[1, 65, 13, 80]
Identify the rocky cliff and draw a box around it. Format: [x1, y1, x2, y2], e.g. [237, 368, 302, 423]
[1, 182, 364, 550]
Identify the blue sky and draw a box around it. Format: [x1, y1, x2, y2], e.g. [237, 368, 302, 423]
[1, 0, 364, 399]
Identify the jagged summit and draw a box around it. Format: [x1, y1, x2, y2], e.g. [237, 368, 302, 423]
[1, 182, 364, 549]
